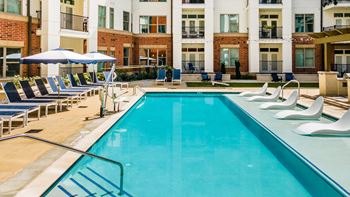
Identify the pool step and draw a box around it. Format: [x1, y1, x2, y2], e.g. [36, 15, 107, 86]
[46, 167, 123, 197]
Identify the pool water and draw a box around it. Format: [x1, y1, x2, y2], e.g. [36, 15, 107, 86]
[45, 93, 314, 196]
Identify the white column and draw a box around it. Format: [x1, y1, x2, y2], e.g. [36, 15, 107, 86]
[87, 0, 98, 72]
[204, 0, 214, 72]
[248, 1, 260, 73]
[282, 0, 292, 73]
[172, 0, 182, 70]
[41, 0, 61, 77]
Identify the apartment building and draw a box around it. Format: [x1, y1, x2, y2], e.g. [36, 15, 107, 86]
[0, 0, 349, 79]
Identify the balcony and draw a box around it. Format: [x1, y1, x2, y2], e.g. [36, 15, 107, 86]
[182, 26, 205, 39]
[332, 64, 350, 77]
[182, 61, 205, 73]
[323, 25, 350, 32]
[259, 0, 282, 4]
[259, 27, 283, 39]
[36, 11, 88, 32]
[323, 0, 350, 10]
[182, 0, 205, 3]
[260, 61, 283, 73]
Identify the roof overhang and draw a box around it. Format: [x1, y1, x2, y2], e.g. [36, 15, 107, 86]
[309, 27, 350, 44]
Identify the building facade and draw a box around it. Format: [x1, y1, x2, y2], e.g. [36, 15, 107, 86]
[0, 0, 349, 79]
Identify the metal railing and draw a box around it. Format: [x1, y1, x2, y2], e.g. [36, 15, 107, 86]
[260, 61, 283, 73]
[259, 27, 283, 39]
[323, 25, 350, 31]
[61, 12, 88, 32]
[331, 64, 350, 77]
[282, 80, 300, 100]
[182, 26, 205, 38]
[182, 61, 205, 73]
[133, 86, 146, 95]
[259, 0, 282, 4]
[0, 134, 124, 195]
[182, 0, 205, 3]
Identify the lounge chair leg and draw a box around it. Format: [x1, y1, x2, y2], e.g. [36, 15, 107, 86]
[38, 109, 41, 120]
[45, 106, 48, 117]
[8, 118, 12, 134]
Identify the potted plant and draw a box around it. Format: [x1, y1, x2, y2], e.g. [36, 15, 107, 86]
[235, 60, 241, 79]
[221, 63, 226, 74]
[164, 65, 173, 82]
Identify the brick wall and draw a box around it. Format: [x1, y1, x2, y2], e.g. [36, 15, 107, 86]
[213, 34, 249, 74]
[292, 35, 323, 74]
[0, 16, 41, 77]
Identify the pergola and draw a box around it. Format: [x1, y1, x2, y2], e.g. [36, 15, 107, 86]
[309, 26, 350, 71]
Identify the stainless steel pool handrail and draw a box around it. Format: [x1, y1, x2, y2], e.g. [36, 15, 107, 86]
[282, 80, 300, 100]
[0, 134, 124, 195]
[133, 86, 146, 95]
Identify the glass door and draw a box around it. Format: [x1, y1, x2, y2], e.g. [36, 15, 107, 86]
[271, 53, 278, 72]
[261, 53, 268, 72]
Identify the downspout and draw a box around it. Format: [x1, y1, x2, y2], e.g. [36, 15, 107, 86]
[27, 0, 32, 77]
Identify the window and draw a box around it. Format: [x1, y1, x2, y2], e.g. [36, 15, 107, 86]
[97, 50, 107, 71]
[123, 48, 130, 66]
[109, 8, 114, 29]
[98, 6, 106, 28]
[139, 48, 166, 66]
[220, 48, 239, 67]
[295, 48, 315, 68]
[220, 14, 239, 33]
[295, 14, 314, 32]
[0, 0, 21, 14]
[123, 11, 130, 31]
[0, 47, 21, 78]
[140, 16, 167, 33]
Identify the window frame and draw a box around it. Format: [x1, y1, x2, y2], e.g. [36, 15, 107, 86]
[220, 48, 239, 68]
[295, 14, 314, 33]
[139, 16, 167, 34]
[295, 48, 315, 68]
[220, 14, 239, 33]
[98, 5, 106, 28]
[0, 47, 22, 78]
[0, 0, 22, 14]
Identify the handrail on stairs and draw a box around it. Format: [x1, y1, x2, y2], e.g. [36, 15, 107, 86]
[281, 79, 300, 100]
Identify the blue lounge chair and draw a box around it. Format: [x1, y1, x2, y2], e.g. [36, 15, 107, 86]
[285, 73, 295, 82]
[1, 82, 58, 116]
[201, 73, 211, 81]
[47, 77, 87, 99]
[156, 69, 167, 84]
[214, 72, 223, 81]
[77, 73, 103, 87]
[0, 110, 27, 134]
[172, 69, 181, 85]
[271, 73, 282, 82]
[0, 104, 40, 121]
[90, 72, 104, 84]
[56, 76, 93, 95]
[19, 80, 69, 109]
[67, 74, 98, 95]
[35, 79, 81, 105]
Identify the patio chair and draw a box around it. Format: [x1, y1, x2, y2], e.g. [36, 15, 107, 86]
[35, 79, 81, 106]
[1, 82, 58, 116]
[275, 97, 324, 120]
[214, 72, 223, 81]
[67, 74, 100, 95]
[0, 104, 40, 121]
[102, 71, 129, 89]
[239, 83, 268, 97]
[285, 73, 295, 82]
[248, 86, 281, 102]
[89, 72, 105, 84]
[294, 108, 350, 136]
[47, 77, 87, 100]
[260, 90, 298, 110]
[0, 110, 27, 134]
[56, 76, 93, 96]
[19, 80, 69, 109]
[188, 63, 196, 73]
[77, 73, 103, 87]
[271, 73, 282, 82]
[156, 69, 167, 85]
[201, 73, 211, 81]
[172, 69, 181, 85]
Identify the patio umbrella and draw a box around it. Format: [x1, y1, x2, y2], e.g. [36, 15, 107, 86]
[84, 51, 116, 82]
[21, 48, 94, 64]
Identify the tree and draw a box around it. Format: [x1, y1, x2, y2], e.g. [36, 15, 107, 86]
[322, 0, 338, 7]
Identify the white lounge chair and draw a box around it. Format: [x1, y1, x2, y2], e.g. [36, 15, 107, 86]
[248, 86, 281, 102]
[260, 90, 298, 110]
[274, 97, 324, 120]
[239, 83, 268, 97]
[294, 109, 350, 136]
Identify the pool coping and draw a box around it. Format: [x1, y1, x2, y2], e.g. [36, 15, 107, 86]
[15, 93, 144, 197]
[15, 89, 346, 196]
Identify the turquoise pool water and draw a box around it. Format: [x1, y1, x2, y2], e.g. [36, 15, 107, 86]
[45, 93, 328, 196]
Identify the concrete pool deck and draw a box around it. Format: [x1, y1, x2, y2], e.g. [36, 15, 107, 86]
[0, 84, 348, 196]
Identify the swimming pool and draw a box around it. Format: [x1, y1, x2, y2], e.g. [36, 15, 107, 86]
[44, 93, 343, 196]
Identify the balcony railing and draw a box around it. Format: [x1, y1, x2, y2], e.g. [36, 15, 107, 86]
[182, 26, 205, 39]
[36, 11, 88, 32]
[332, 64, 350, 77]
[182, 0, 205, 3]
[259, 0, 282, 4]
[259, 27, 283, 39]
[182, 61, 205, 73]
[61, 12, 88, 32]
[260, 61, 283, 73]
[323, 25, 350, 31]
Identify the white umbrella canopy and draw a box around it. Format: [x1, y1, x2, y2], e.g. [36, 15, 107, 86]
[21, 48, 94, 64]
[84, 51, 116, 64]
